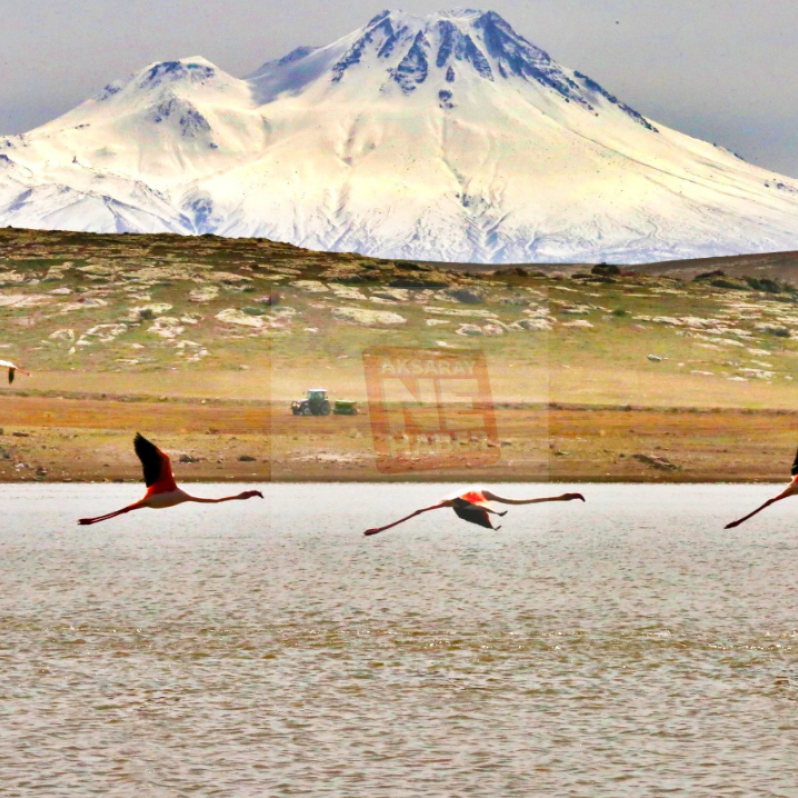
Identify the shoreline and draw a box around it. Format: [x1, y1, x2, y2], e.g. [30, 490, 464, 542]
[0, 478, 786, 484]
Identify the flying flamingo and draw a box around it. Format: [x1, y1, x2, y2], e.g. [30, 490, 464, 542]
[364, 488, 586, 536]
[0, 359, 30, 384]
[78, 433, 263, 525]
[725, 445, 798, 529]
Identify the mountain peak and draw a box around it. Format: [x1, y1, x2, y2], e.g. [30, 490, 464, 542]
[94, 57, 224, 103]
[141, 58, 216, 84]
[327, 9, 524, 84]
[329, 8, 510, 86]
[4, 8, 794, 263]
[245, 8, 651, 128]
[370, 8, 502, 24]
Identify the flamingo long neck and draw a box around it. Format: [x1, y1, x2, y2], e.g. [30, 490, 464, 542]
[483, 491, 575, 506]
[183, 492, 251, 504]
[488, 496, 553, 506]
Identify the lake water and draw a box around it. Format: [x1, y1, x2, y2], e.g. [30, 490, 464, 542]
[1, 483, 797, 797]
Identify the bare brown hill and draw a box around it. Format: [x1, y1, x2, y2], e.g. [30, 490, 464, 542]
[629, 250, 798, 282]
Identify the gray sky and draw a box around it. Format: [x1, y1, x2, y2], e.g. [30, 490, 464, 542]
[2, 0, 797, 176]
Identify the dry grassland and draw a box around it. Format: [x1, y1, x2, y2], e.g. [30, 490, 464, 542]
[3, 228, 798, 483]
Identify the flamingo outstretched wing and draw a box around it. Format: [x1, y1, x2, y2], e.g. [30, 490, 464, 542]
[449, 491, 505, 528]
[791, 446, 798, 477]
[134, 433, 178, 492]
[451, 501, 498, 529]
[0, 360, 29, 384]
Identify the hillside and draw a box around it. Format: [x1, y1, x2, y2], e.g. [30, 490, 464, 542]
[3, 227, 798, 393]
[2, 228, 798, 482]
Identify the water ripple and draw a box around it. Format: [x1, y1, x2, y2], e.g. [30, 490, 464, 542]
[0, 483, 797, 796]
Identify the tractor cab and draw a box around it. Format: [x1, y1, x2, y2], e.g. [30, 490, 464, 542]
[291, 388, 331, 416]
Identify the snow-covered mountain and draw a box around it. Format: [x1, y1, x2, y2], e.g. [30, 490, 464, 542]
[3, 9, 798, 263]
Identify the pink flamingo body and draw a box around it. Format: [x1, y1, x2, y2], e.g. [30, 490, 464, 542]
[725, 446, 798, 529]
[364, 488, 585, 536]
[78, 433, 263, 525]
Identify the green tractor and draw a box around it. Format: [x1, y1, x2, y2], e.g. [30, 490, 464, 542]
[292, 388, 332, 416]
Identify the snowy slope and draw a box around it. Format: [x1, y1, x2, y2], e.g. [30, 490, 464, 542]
[3, 9, 798, 262]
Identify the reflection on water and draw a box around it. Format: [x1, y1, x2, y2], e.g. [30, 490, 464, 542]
[1, 483, 797, 796]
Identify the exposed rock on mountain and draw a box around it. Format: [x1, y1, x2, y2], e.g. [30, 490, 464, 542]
[2, 10, 798, 263]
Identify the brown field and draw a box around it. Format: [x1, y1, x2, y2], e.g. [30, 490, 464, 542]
[1, 389, 796, 484]
[3, 227, 798, 483]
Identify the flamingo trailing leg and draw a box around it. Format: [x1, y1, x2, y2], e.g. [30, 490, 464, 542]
[364, 488, 585, 536]
[725, 445, 798, 529]
[78, 433, 263, 525]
